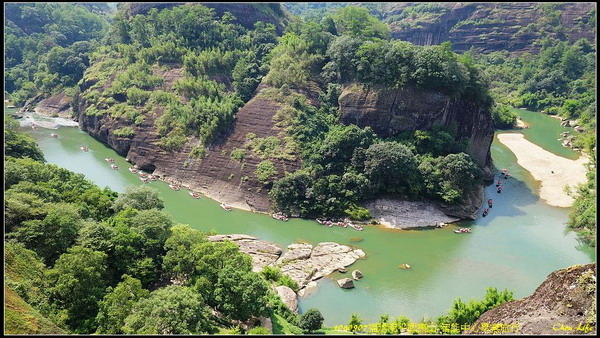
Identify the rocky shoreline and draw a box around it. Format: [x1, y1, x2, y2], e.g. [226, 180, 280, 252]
[208, 234, 366, 312]
[364, 198, 461, 229]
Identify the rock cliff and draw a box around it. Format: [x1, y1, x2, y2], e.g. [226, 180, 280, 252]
[375, 2, 596, 54]
[467, 263, 596, 335]
[338, 83, 494, 177]
[79, 81, 301, 213]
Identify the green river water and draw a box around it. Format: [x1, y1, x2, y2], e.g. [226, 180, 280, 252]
[9, 107, 595, 327]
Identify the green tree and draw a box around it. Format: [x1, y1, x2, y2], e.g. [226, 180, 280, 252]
[111, 185, 164, 212]
[348, 313, 362, 333]
[362, 141, 422, 196]
[95, 275, 150, 334]
[44, 246, 109, 333]
[437, 287, 513, 330]
[122, 286, 213, 334]
[298, 308, 324, 333]
[10, 203, 83, 265]
[330, 6, 390, 40]
[4, 118, 45, 162]
[214, 265, 271, 321]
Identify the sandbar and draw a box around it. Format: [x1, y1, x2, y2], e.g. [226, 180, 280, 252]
[496, 133, 589, 208]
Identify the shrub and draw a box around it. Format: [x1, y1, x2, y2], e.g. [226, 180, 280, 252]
[113, 127, 135, 138]
[255, 160, 278, 184]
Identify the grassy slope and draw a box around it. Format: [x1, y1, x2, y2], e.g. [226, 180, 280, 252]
[4, 286, 65, 335]
[4, 242, 66, 334]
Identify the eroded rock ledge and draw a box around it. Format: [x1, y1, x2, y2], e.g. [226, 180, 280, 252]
[208, 234, 366, 295]
[364, 198, 461, 229]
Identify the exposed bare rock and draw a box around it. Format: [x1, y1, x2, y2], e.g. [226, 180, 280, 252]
[275, 285, 298, 313]
[338, 83, 494, 181]
[466, 263, 596, 335]
[278, 243, 313, 263]
[352, 270, 363, 280]
[208, 234, 282, 272]
[298, 281, 318, 297]
[208, 235, 366, 293]
[337, 278, 355, 289]
[33, 92, 72, 117]
[277, 242, 366, 288]
[376, 3, 596, 54]
[364, 198, 461, 229]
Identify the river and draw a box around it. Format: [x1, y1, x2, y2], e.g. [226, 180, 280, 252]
[8, 107, 595, 327]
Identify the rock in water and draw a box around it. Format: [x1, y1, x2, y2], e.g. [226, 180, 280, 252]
[275, 285, 298, 313]
[337, 278, 355, 289]
[338, 267, 347, 273]
[352, 270, 363, 280]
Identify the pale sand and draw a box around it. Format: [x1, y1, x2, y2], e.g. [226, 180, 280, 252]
[497, 133, 589, 208]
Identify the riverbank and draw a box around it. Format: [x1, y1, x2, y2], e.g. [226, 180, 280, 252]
[364, 198, 460, 229]
[496, 133, 589, 208]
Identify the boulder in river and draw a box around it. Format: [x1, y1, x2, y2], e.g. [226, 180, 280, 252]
[352, 270, 363, 280]
[337, 278, 355, 289]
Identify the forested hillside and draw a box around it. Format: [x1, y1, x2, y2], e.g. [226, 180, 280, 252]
[69, 4, 494, 220]
[4, 118, 300, 334]
[4, 3, 112, 105]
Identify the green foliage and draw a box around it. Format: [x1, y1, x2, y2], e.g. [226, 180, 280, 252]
[113, 127, 135, 138]
[299, 308, 324, 333]
[4, 118, 45, 162]
[111, 185, 164, 212]
[230, 148, 246, 162]
[348, 313, 362, 333]
[492, 104, 517, 129]
[363, 141, 422, 196]
[5, 3, 108, 101]
[44, 246, 109, 333]
[329, 6, 390, 40]
[189, 145, 206, 159]
[255, 160, 278, 184]
[9, 203, 83, 265]
[214, 265, 271, 321]
[260, 266, 283, 282]
[122, 286, 214, 334]
[248, 326, 270, 335]
[436, 287, 513, 331]
[567, 170, 596, 246]
[95, 275, 149, 334]
[278, 274, 300, 293]
[344, 204, 371, 221]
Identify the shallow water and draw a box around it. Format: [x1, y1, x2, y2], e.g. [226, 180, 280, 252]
[11, 107, 595, 327]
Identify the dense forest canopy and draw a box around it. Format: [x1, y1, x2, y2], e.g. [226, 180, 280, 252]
[3, 2, 596, 334]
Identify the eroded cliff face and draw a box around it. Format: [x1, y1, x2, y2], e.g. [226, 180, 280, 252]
[467, 263, 597, 335]
[79, 81, 301, 213]
[379, 2, 596, 54]
[338, 83, 494, 177]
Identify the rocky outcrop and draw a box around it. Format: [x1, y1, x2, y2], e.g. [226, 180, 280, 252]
[364, 198, 461, 229]
[339, 83, 493, 219]
[351, 270, 363, 280]
[79, 80, 302, 213]
[208, 235, 366, 292]
[33, 92, 73, 117]
[338, 83, 494, 178]
[275, 286, 298, 313]
[467, 263, 596, 335]
[337, 278, 355, 289]
[208, 234, 282, 272]
[377, 3, 596, 54]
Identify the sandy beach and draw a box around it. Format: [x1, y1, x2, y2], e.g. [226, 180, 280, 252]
[497, 133, 589, 208]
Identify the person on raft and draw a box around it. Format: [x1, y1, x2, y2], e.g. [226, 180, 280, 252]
[488, 199, 493, 207]
[496, 180, 503, 187]
[497, 185, 503, 193]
